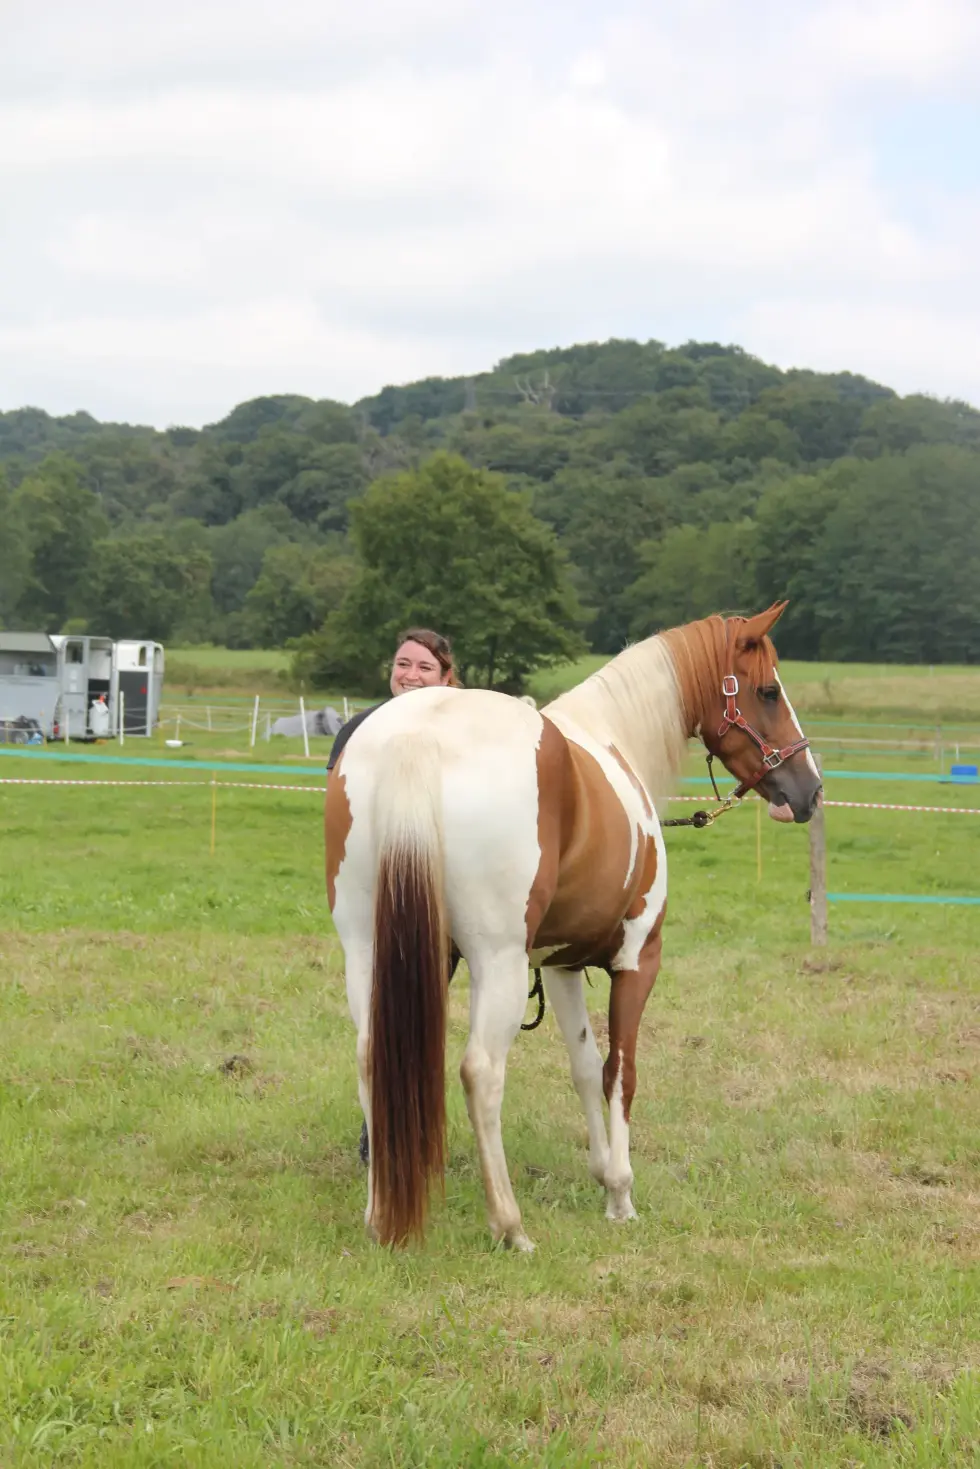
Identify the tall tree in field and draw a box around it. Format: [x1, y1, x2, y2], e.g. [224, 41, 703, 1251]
[12, 454, 108, 626]
[239, 541, 356, 647]
[80, 536, 213, 642]
[295, 453, 585, 692]
[0, 471, 30, 626]
[807, 446, 980, 663]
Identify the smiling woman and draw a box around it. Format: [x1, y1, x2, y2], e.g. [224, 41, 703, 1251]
[325, 627, 458, 776]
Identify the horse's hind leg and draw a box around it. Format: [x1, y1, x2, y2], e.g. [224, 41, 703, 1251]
[460, 943, 535, 1252]
[603, 928, 663, 1223]
[541, 967, 610, 1190]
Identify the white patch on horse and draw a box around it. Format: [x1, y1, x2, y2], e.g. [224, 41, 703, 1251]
[611, 815, 667, 973]
[528, 944, 565, 966]
[775, 670, 821, 780]
[604, 1050, 637, 1222]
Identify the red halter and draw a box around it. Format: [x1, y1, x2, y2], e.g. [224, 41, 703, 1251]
[713, 673, 811, 801]
[665, 672, 813, 830]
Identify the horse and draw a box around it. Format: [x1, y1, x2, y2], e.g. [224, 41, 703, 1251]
[324, 601, 821, 1252]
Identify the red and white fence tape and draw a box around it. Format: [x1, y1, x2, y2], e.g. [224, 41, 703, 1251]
[1, 777, 979, 816]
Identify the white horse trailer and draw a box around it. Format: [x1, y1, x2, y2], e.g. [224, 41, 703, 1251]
[0, 632, 165, 740]
[48, 634, 115, 739]
[112, 640, 165, 737]
[0, 632, 60, 738]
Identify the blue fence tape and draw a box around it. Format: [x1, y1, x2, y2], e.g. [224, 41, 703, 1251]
[0, 746, 323, 778]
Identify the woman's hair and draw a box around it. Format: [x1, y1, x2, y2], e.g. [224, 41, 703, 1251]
[396, 627, 461, 686]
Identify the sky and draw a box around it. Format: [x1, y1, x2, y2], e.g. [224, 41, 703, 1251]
[2, 0, 979, 428]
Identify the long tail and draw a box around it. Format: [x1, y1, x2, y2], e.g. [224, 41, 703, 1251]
[369, 731, 448, 1247]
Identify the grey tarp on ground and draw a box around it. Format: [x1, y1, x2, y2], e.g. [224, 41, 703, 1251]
[270, 706, 345, 738]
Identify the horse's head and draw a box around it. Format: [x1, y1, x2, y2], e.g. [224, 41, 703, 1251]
[699, 602, 822, 824]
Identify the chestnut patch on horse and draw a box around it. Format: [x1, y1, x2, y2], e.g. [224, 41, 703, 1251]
[528, 731, 639, 967]
[324, 758, 353, 912]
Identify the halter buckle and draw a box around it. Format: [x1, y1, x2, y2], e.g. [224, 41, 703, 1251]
[722, 675, 739, 698]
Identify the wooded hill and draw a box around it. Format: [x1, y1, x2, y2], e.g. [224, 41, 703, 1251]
[1, 338, 978, 676]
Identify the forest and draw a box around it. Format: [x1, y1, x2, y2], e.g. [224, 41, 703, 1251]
[1, 337, 978, 691]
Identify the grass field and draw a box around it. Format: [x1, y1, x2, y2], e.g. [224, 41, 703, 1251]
[530, 658, 980, 726]
[1, 729, 978, 1466]
[164, 645, 980, 728]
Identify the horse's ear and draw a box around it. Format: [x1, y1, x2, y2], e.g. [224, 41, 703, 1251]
[736, 600, 788, 649]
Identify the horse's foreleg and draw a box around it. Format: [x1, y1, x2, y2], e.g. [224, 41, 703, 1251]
[604, 927, 663, 1222]
[460, 944, 535, 1252]
[541, 967, 610, 1188]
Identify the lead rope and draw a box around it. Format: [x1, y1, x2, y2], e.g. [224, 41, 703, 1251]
[521, 969, 546, 1030]
[662, 752, 742, 828]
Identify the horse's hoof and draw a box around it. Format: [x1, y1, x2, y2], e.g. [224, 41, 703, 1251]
[502, 1229, 536, 1254]
[358, 1120, 369, 1166]
[605, 1200, 638, 1223]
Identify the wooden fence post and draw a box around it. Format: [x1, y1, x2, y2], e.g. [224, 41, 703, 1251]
[809, 754, 827, 946]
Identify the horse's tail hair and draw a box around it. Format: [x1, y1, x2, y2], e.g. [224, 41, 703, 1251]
[369, 731, 448, 1247]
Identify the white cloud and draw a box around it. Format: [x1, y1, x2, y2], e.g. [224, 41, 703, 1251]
[46, 215, 207, 283]
[0, 0, 977, 424]
[568, 52, 608, 90]
[802, 0, 980, 87]
[3, 0, 471, 81]
[737, 296, 980, 406]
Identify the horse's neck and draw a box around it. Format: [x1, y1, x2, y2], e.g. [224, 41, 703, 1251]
[545, 636, 693, 800]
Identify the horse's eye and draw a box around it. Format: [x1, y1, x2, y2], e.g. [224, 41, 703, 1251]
[758, 685, 780, 704]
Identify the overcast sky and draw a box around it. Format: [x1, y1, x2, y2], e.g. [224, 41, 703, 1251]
[2, 0, 978, 428]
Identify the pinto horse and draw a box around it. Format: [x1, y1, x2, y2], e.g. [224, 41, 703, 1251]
[325, 602, 821, 1251]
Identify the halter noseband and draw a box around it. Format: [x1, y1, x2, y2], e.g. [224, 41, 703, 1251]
[710, 672, 811, 801]
[664, 671, 811, 829]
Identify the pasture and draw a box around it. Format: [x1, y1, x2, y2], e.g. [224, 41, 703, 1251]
[163, 644, 980, 726]
[1, 739, 979, 1465]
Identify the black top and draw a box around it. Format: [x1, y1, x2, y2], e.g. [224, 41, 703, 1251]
[326, 700, 389, 772]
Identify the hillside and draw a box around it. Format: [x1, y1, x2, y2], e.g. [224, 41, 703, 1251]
[1, 337, 979, 666]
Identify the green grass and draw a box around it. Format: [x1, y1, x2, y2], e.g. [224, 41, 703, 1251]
[169, 647, 293, 671]
[162, 644, 980, 727]
[530, 657, 980, 726]
[1, 759, 978, 1466]
[165, 648, 293, 698]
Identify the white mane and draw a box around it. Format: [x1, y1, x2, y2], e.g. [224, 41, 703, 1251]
[544, 636, 691, 804]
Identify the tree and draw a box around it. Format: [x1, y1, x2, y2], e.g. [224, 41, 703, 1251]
[12, 454, 108, 626]
[754, 381, 864, 462]
[80, 536, 213, 642]
[239, 541, 356, 647]
[806, 447, 980, 663]
[207, 504, 300, 615]
[533, 465, 667, 653]
[293, 453, 586, 693]
[0, 471, 30, 626]
[277, 443, 370, 529]
[749, 470, 845, 659]
[626, 520, 759, 637]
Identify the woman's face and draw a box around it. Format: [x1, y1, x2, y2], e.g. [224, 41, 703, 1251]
[390, 639, 451, 696]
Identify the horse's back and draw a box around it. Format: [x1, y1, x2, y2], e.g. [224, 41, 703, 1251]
[328, 686, 663, 965]
[328, 687, 546, 944]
